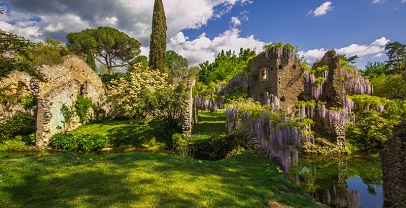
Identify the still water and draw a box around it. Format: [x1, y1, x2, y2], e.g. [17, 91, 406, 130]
[292, 154, 382, 208]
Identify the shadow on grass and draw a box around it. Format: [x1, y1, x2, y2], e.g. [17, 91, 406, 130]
[150, 153, 318, 208]
[192, 110, 226, 137]
[0, 152, 319, 208]
[107, 122, 159, 147]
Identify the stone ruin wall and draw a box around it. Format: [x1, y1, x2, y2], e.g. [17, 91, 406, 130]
[0, 71, 36, 123]
[248, 48, 304, 113]
[35, 56, 105, 149]
[182, 78, 195, 137]
[381, 120, 406, 208]
[0, 55, 105, 149]
[311, 51, 347, 148]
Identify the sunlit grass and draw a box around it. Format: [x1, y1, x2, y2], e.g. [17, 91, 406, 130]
[191, 110, 227, 142]
[0, 152, 321, 208]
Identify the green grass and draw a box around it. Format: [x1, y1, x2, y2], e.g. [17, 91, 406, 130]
[191, 110, 227, 141]
[72, 119, 164, 150]
[0, 151, 321, 208]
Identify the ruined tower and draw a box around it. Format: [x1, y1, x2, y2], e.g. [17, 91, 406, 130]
[247, 47, 304, 113]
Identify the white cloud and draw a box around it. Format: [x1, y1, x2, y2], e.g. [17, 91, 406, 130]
[300, 37, 390, 63]
[372, 0, 386, 4]
[402, 0, 406, 3]
[167, 29, 266, 65]
[1, 0, 251, 46]
[231, 17, 241, 27]
[311, 2, 334, 17]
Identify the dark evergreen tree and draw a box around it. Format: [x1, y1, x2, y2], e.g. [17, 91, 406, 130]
[149, 0, 167, 72]
[86, 50, 96, 71]
[385, 41, 406, 79]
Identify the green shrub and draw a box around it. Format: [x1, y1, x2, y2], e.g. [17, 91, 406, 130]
[75, 95, 92, 123]
[23, 94, 36, 110]
[49, 133, 110, 152]
[346, 110, 394, 150]
[188, 133, 246, 160]
[0, 112, 35, 141]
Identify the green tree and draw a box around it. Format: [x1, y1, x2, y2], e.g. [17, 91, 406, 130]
[66, 26, 141, 75]
[371, 74, 406, 99]
[166, 50, 188, 78]
[27, 38, 69, 66]
[198, 48, 256, 85]
[86, 50, 96, 71]
[188, 66, 200, 78]
[130, 55, 148, 70]
[149, 0, 167, 72]
[363, 62, 389, 78]
[385, 41, 406, 79]
[346, 109, 394, 150]
[0, 30, 40, 79]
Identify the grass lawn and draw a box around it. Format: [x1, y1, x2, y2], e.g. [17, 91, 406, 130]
[190, 109, 227, 141]
[0, 151, 321, 208]
[0, 110, 322, 207]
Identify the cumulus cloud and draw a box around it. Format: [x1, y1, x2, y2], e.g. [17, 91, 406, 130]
[167, 29, 266, 65]
[310, 2, 334, 17]
[231, 17, 241, 27]
[300, 37, 390, 63]
[1, 0, 251, 46]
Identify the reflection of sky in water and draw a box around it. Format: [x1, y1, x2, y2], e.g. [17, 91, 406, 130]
[347, 176, 383, 208]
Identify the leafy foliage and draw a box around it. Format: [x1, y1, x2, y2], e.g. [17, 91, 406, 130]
[363, 61, 390, 78]
[107, 63, 175, 122]
[385, 41, 406, 79]
[188, 133, 246, 160]
[346, 110, 393, 150]
[198, 48, 256, 85]
[0, 31, 41, 79]
[346, 94, 406, 150]
[66, 26, 141, 75]
[49, 133, 110, 151]
[0, 112, 35, 142]
[85, 50, 96, 71]
[371, 74, 406, 99]
[27, 38, 69, 66]
[166, 50, 188, 78]
[74, 95, 92, 123]
[263, 42, 297, 52]
[149, 0, 167, 72]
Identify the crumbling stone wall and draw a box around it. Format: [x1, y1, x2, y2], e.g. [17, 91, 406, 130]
[381, 120, 406, 208]
[35, 55, 104, 149]
[0, 71, 36, 122]
[311, 51, 347, 149]
[182, 78, 195, 137]
[247, 47, 303, 113]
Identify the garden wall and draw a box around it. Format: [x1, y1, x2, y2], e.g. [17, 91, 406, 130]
[35, 56, 105, 149]
[381, 120, 406, 208]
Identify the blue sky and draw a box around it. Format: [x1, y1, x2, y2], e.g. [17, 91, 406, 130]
[1, 0, 405, 69]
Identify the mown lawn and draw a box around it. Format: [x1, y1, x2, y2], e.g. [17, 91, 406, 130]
[0, 151, 321, 208]
[0, 110, 322, 207]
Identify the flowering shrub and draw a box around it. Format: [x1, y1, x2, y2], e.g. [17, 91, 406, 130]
[107, 64, 174, 122]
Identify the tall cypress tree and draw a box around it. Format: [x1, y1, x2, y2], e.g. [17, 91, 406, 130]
[86, 50, 96, 72]
[149, 0, 167, 72]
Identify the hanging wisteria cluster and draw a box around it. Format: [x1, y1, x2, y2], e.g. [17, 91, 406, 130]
[265, 47, 298, 61]
[226, 99, 302, 174]
[303, 70, 329, 100]
[344, 68, 373, 94]
[194, 95, 223, 111]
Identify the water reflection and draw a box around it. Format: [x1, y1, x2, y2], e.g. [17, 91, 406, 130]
[291, 154, 383, 208]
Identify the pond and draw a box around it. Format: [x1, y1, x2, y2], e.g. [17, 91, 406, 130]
[291, 153, 383, 208]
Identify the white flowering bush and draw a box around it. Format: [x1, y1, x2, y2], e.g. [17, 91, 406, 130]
[107, 64, 175, 122]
